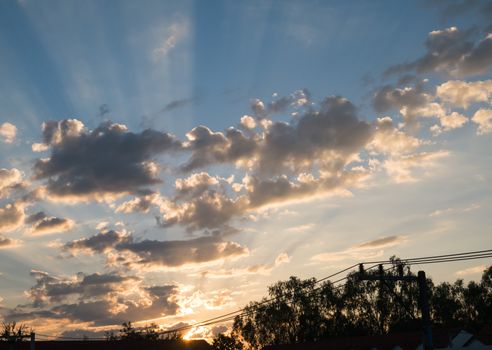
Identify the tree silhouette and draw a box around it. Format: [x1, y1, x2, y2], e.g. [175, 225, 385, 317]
[229, 264, 492, 349]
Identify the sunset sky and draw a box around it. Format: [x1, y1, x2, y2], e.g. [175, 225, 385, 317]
[1, 0, 492, 340]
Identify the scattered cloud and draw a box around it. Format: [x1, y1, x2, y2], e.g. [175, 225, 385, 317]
[357, 235, 407, 249]
[6, 270, 180, 327]
[0, 122, 17, 143]
[285, 223, 315, 233]
[162, 97, 196, 113]
[0, 202, 25, 233]
[383, 150, 449, 183]
[385, 27, 492, 78]
[456, 265, 487, 277]
[430, 203, 481, 217]
[191, 252, 290, 279]
[436, 80, 492, 108]
[0, 235, 22, 249]
[63, 230, 249, 269]
[0, 168, 23, 198]
[472, 108, 492, 134]
[312, 235, 408, 262]
[32, 119, 182, 202]
[367, 117, 422, 155]
[25, 211, 74, 235]
[153, 17, 189, 59]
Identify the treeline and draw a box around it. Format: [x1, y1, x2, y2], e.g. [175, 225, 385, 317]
[214, 261, 492, 349]
[104, 322, 182, 341]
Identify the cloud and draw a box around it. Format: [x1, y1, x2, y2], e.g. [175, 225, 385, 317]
[162, 98, 196, 113]
[372, 81, 473, 133]
[181, 126, 258, 173]
[429, 203, 480, 217]
[357, 235, 406, 249]
[0, 168, 23, 198]
[115, 192, 164, 214]
[0, 202, 25, 233]
[0, 235, 21, 249]
[26, 270, 140, 305]
[183, 96, 372, 176]
[155, 169, 366, 232]
[116, 236, 249, 269]
[158, 176, 249, 232]
[456, 265, 487, 277]
[63, 231, 249, 269]
[436, 80, 492, 108]
[285, 223, 315, 233]
[472, 108, 492, 134]
[385, 27, 492, 77]
[240, 115, 256, 129]
[367, 117, 422, 155]
[0, 122, 17, 143]
[153, 18, 188, 59]
[383, 150, 450, 183]
[25, 211, 74, 235]
[7, 271, 180, 327]
[191, 252, 290, 279]
[431, 111, 468, 135]
[32, 119, 182, 202]
[373, 83, 432, 115]
[62, 230, 131, 256]
[312, 235, 407, 262]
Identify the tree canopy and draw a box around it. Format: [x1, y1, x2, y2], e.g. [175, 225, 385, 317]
[223, 264, 492, 349]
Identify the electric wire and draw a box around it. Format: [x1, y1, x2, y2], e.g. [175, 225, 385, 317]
[30, 248, 492, 340]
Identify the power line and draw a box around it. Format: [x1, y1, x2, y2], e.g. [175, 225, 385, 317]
[163, 249, 492, 335]
[160, 263, 386, 335]
[32, 248, 492, 340]
[364, 249, 492, 265]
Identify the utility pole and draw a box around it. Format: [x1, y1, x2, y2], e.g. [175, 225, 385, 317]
[30, 332, 35, 350]
[358, 264, 433, 350]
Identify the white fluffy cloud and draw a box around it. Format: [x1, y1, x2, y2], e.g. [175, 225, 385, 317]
[0, 122, 17, 143]
[472, 108, 492, 134]
[437, 80, 492, 108]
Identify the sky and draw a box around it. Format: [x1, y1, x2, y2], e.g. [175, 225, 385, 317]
[1, 0, 492, 340]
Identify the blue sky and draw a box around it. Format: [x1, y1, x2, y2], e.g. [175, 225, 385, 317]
[1, 0, 492, 340]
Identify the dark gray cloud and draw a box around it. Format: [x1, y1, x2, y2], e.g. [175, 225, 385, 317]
[372, 82, 431, 114]
[63, 230, 130, 255]
[181, 126, 258, 172]
[33, 119, 182, 200]
[47, 285, 178, 326]
[357, 235, 405, 248]
[27, 270, 140, 305]
[98, 104, 110, 118]
[118, 96, 374, 232]
[25, 211, 73, 235]
[162, 97, 196, 113]
[117, 236, 248, 268]
[152, 168, 366, 233]
[385, 26, 492, 77]
[7, 270, 179, 326]
[183, 96, 372, 175]
[257, 96, 371, 175]
[63, 230, 248, 268]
